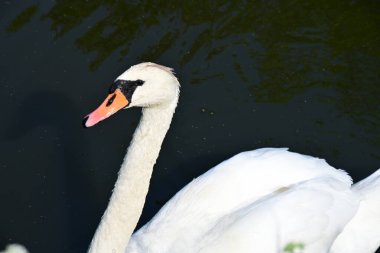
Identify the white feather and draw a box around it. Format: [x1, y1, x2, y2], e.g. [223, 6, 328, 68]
[0, 244, 28, 253]
[126, 148, 356, 253]
[197, 177, 358, 253]
[331, 169, 380, 253]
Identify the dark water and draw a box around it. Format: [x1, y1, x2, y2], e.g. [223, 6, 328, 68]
[1, 1, 379, 252]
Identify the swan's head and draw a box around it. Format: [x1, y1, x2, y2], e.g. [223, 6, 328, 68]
[83, 62, 179, 127]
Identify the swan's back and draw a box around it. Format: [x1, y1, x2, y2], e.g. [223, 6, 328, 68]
[330, 169, 380, 253]
[126, 148, 353, 253]
[196, 177, 358, 253]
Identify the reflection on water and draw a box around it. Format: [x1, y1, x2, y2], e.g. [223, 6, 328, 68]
[6, 4, 39, 32]
[8, 0, 378, 141]
[14, 1, 378, 67]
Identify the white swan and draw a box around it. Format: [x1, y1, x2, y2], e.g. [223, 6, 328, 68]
[83, 62, 380, 253]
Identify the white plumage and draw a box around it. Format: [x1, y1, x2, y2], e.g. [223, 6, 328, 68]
[197, 177, 358, 253]
[126, 149, 359, 253]
[331, 169, 380, 253]
[0, 244, 28, 253]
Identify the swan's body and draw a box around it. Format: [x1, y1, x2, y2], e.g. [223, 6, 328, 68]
[84, 62, 380, 253]
[127, 149, 358, 253]
[192, 177, 356, 253]
[330, 169, 380, 253]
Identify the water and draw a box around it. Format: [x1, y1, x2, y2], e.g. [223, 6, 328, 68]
[0, 1, 379, 252]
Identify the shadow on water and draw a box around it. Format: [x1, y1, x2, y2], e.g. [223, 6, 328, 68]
[4, 91, 98, 252]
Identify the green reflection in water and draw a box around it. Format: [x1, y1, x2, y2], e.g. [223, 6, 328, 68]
[6, 0, 380, 145]
[43, 1, 181, 70]
[9, 1, 380, 71]
[6, 4, 39, 32]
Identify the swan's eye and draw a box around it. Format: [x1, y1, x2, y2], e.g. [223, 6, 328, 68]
[106, 93, 116, 107]
[106, 79, 144, 105]
[108, 80, 143, 94]
[135, 79, 144, 86]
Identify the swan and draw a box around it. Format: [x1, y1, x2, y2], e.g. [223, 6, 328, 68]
[83, 62, 379, 253]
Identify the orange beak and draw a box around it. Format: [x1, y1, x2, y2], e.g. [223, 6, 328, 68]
[83, 88, 129, 127]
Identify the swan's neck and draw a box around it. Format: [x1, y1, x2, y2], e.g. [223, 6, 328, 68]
[88, 96, 178, 253]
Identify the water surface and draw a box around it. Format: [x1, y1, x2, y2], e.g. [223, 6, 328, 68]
[1, 1, 379, 252]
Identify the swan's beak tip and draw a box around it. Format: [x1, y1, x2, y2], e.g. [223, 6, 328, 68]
[83, 89, 129, 128]
[82, 116, 90, 128]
